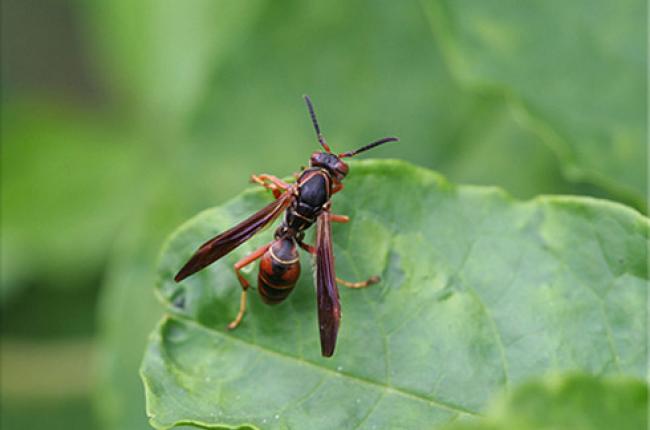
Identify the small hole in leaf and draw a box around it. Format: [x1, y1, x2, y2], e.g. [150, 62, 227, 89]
[171, 289, 187, 310]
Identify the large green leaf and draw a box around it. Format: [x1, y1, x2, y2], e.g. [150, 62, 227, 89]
[142, 160, 647, 429]
[444, 374, 647, 430]
[88, 2, 602, 427]
[424, 0, 647, 209]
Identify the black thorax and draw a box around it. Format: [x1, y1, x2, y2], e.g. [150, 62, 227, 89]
[276, 168, 331, 237]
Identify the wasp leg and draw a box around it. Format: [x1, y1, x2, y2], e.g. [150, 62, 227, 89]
[228, 243, 271, 330]
[298, 240, 316, 254]
[250, 174, 291, 199]
[297, 239, 379, 289]
[250, 174, 291, 189]
[330, 214, 349, 223]
[332, 182, 344, 194]
[336, 276, 380, 289]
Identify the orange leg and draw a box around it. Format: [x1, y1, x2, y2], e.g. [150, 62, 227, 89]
[250, 174, 291, 198]
[330, 214, 349, 223]
[228, 243, 271, 330]
[336, 276, 380, 289]
[298, 241, 316, 254]
[332, 182, 344, 194]
[251, 174, 291, 189]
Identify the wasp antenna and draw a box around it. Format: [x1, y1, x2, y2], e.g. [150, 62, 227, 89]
[339, 136, 399, 158]
[303, 95, 332, 153]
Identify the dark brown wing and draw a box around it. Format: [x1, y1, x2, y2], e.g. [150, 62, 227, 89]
[175, 192, 293, 282]
[315, 210, 341, 357]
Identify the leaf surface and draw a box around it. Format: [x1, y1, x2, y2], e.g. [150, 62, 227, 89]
[444, 374, 647, 430]
[143, 160, 648, 429]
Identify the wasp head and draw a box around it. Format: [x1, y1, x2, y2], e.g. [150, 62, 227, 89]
[310, 152, 349, 181]
[303, 95, 397, 182]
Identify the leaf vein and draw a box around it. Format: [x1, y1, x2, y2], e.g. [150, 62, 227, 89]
[171, 314, 479, 416]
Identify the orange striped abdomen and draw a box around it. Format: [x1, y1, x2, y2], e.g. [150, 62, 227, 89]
[258, 238, 301, 305]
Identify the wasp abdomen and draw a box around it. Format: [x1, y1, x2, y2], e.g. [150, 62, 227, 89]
[258, 238, 301, 305]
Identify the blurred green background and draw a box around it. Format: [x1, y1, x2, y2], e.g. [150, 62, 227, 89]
[1, 1, 645, 429]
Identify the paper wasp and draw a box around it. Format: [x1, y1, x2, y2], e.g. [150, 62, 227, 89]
[174, 95, 398, 356]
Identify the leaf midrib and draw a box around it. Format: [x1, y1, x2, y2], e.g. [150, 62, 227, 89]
[165, 313, 480, 417]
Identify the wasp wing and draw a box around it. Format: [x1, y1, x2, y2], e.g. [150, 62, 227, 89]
[315, 210, 341, 357]
[175, 192, 293, 282]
